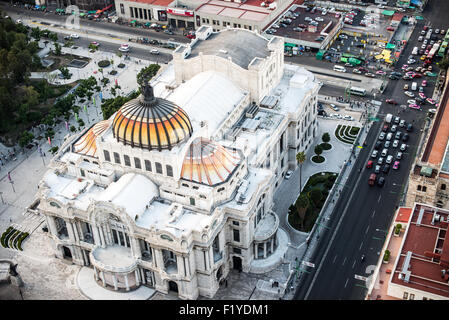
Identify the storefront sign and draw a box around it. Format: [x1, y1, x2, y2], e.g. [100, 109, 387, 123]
[167, 8, 194, 17]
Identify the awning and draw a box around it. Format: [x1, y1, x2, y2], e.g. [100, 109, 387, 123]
[386, 43, 396, 49]
[131, 20, 137, 23]
[420, 166, 433, 177]
[284, 43, 298, 47]
[382, 10, 396, 16]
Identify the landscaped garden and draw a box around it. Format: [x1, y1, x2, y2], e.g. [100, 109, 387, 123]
[0, 226, 29, 251]
[288, 172, 338, 232]
[335, 125, 360, 144]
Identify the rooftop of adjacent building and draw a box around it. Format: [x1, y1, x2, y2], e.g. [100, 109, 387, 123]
[420, 75, 449, 170]
[185, 28, 273, 69]
[390, 203, 449, 298]
[266, 5, 342, 44]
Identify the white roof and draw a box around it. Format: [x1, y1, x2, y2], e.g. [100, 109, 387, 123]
[167, 71, 246, 134]
[98, 173, 159, 220]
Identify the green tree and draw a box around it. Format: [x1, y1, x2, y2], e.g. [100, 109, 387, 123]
[54, 42, 61, 56]
[438, 58, 449, 72]
[322, 132, 330, 144]
[18, 130, 34, 149]
[296, 151, 306, 193]
[58, 66, 71, 79]
[70, 125, 76, 132]
[295, 194, 310, 230]
[30, 27, 41, 41]
[308, 188, 323, 207]
[314, 145, 323, 157]
[137, 64, 161, 86]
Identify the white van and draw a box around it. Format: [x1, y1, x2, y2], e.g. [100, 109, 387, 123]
[386, 133, 393, 141]
[412, 46, 418, 55]
[333, 65, 346, 73]
[411, 82, 417, 91]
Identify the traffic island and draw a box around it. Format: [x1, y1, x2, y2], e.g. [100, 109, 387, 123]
[311, 155, 325, 163]
[287, 172, 337, 232]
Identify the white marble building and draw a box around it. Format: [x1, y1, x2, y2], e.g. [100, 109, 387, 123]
[34, 27, 320, 299]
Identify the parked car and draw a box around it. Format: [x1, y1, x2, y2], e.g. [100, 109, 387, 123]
[404, 91, 414, 98]
[330, 104, 339, 111]
[409, 103, 421, 110]
[374, 165, 381, 173]
[399, 119, 406, 127]
[70, 33, 79, 39]
[426, 98, 436, 105]
[285, 170, 293, 179]
[400, 143, 407, 151]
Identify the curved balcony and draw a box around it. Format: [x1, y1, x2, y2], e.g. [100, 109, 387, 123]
[90, 245, 138, 274]
[254, 211, 279, 242]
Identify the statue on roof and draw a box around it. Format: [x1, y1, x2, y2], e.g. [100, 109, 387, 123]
[141, 78, 156, 104]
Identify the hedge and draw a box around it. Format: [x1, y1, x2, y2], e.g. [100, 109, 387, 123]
[17, 232, 29, 251]
[0, 227, 13, 248]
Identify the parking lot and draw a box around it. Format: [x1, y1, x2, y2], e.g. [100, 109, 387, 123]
[268, 6, 341, 48]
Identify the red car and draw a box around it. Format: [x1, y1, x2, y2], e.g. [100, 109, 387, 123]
[366, 160, 373, 169]
[382, 124, 389, 132]
[412, 73, 422, 78]
[387, 27, 395, 31]
[386, 99, 397, 105]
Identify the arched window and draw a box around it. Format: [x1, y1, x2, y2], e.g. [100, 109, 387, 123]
[166, 165, 173, 177]
[103, 150, 111, 162]
[442, 184, 447, 191]
[417, 185, 422, 191]
[124, 155, 131, 167]
[155, 162, 163, 174]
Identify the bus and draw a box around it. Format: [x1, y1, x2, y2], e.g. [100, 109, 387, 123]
[333, 65, 347, 72]
[346, 86, 366, 96]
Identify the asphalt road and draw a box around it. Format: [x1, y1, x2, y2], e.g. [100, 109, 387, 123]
[294, 0, 446, 300]
[1, 3, 190, 45]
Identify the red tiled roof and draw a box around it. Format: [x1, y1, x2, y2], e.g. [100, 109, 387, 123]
[391, 204, 449, 298]
[396, 207, 412, 223]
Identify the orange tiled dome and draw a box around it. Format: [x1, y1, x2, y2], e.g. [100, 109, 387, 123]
[181, 137, 241, 186]
[74, 120, 111, 157]
[112, 82, 192, 151]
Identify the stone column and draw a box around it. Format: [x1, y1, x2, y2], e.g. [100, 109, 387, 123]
[154, 249, 164, 271]
[271, 237, 274, 253]
[71, 221, 80, 243]
[66, 220, 76, 242]
[77, 221, 84, 242]
[263, 242, 267, 259]
[99, 226, 106, 248]
[92, 225, 101, 246]
[140, 268, 146, 285]
[112, 274, 118, 290]
[177, 255, 184, 276]
[135, 269, 140, 286]
[124, 274, 130, 291]
[47, 216, 58, 236]
[132, 237, 141, 259]
[254, 243, 257, 259]
[209, 246, 214, 266]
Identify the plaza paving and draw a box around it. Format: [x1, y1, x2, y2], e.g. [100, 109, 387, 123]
[0, 42, 379, 299]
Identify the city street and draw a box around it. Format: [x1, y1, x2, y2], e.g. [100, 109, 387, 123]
[294, 0, 447, 300]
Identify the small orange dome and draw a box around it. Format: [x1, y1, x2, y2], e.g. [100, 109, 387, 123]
[112, 82, 192, 151]
[181, 137, 241, 186]
[74, 120, 111, 157]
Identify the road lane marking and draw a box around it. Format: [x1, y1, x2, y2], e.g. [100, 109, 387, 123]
[333, 255, 338, 264]
[344, 278, 349, 288]
[365, 225, 370, 235]
[352, 260, 356, 269]
[371, 210, 375, 218]
[377, 194, 382, 203]
[342, 257, 347, 266]
[359, 241, 364, 251]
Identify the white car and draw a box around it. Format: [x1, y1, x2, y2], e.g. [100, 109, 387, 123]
[119, 44, 130, 52]
[386, 155, 393, 164]
[70, 34, 79, 39]
[392, 140, 399, 148]
[344, 115, 354, 121]
[399, 119, 406, 127]
[407, 99, 416, 105]
[150, 49, 160, 55]
[404, 91, 414, 98]
[371, 150, 378, 158]
[396, 152, 402, 160]
[285, 170, 293, 180]
[400, 143, 407, 151]
[316, 17, 324, 21]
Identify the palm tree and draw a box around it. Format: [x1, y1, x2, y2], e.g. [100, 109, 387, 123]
[296, 151, 306, 193]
